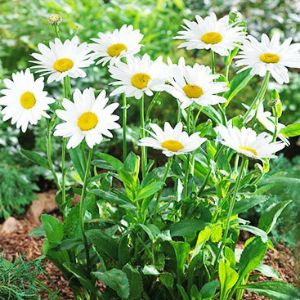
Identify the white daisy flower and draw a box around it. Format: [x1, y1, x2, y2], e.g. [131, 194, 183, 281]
[164, 58, 227, 109]
[109, 54, 168, 99]
[31, 36, 94, 83]
[0, 69, 54, 132]
[175, 13, 245, 56]
[138, 122, 206, 157]
[215, 125, 285, 160]
[235, 33, 300, 84]
[89, 25, 143, 65]
[54, 88, 120, 149]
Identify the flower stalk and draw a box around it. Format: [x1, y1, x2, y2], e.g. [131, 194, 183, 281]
[122, 94, 128, 161]
[140, 94, 147, 177]
[243, 71, 270, 123]
[79, 148, 93, 272]
[215, 156, 247, 266]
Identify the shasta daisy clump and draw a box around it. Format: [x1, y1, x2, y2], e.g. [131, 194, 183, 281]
[0, 10, 299, 300]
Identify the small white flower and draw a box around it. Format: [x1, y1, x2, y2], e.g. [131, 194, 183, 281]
[89, 25, 143, 65]
[109, 54, 168, 99]
[0, 69, 54, 132]
[215, 125, 285, 160]
[235, 33, 300, 84]
[31, 36, 94, 83]
[164, 58, 227, 109]
[175, 13, 245, 56]
[139, 122, 206, 157]
[54, 88, 120, 149]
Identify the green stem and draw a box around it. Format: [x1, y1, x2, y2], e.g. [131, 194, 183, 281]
[211, 49, 216, 74]
[122, 94, 127, 161]
[156, 157, 173, 203]
[140, 95, 147, 177]
[215, 157, 247, 265]
[61, 76, 71, 208]
[146, 92, 160, 121]
[177, 101, 181, 123]
[183, 154, 191, 200]
[272, 106, 279, 142]
[47, 121, 60, 188]
[79, 148, 93, 273]
[243, 72, 270, 123]
[52, 24, 61, 39]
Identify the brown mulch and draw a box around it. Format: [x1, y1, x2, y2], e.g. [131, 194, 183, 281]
[0, 217, 74, 300]
[0, 215, 298, 299]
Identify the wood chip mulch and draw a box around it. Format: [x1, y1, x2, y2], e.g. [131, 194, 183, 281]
[0, 218, 74, 300]
[0, 217, 299, 300]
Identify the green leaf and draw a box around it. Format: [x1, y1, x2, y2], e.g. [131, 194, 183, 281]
[258, 200, 292, 233]
[159, 272, 174, 290]
[170, 219, 207, 237]
[135, 181, 163, 201]
[124, 152, 140, 181]
[279, 123, 300, 137]
[86, 229, 118, 260]
[195, 226, 211, 246]
[244, 281, 300, 300]
[177, 284, 190, 300]
[210, 224, 223, 243]
[233, 195, 268, 215]
[91, 189, 134, 207]
[238, 237, 268, 279]
[170, 241, 190, 283]
[63, 204, 81, 238]
[224, 69, 253, 106]
[93, 269, 129, 299]
[69, 147, 86, 181]
[236, 224, 268, 243]
[118, 235, 131, 267]
[95, 153, 123, 171]
[255, 264, 281, 280]
[200, 281, 219, 299]
[41, 214, 64, 245]
[20, 149, 49, 169]
[219, 260, 239, 300]
[142, 265, 160, 275]
[123, 264, 143, 300]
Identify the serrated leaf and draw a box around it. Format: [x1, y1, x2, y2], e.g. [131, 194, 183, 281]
[93, 269, 129, 299]
[123, 264, 143, 300]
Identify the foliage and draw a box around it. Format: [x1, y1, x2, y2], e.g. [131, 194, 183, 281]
[1, 2, 300, 300]
[0, 255, 55, 299]
[0, 150, 36, 219]
[248, 155, 300, 247]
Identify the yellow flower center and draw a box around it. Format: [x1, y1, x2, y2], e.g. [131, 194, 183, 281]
[53, 58, 74, 72]
[77, 112, 98, 131]
[107, 43, 128, 57]
[259, 53, 280, 64]
[20, 91, 36, 109]
[201, 32, 223, 44]
[239, 146, 258, 156]
[183, 84, 204, 98]
[161, 139, 184, 152]
[131, 73, 151, 89]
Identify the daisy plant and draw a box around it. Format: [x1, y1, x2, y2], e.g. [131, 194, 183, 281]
[1, 12, 300, 300]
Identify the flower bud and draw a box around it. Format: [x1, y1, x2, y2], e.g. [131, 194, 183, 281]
[48, 14, 63, 25]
